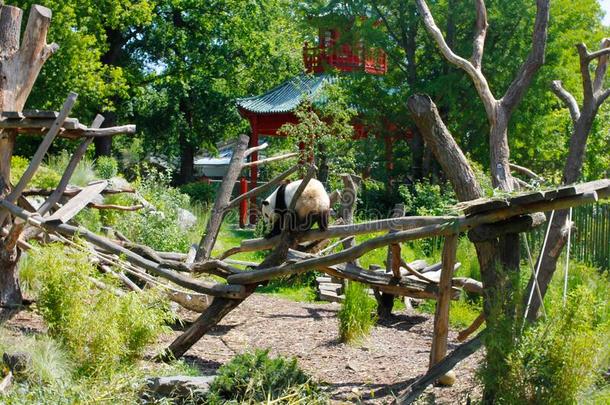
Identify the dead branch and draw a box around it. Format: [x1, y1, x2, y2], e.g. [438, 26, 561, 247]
[195, 134, 250, 261]
[394, 332, 484, 404]
[242, 152, 298, 168]
[244, 141, 268, 158]
[87, 203, 143, 211]
[1, 199, 246, 299]
[509, 163, 545, 182]
[457, 313, 485, 342]
[227, 164, 300, 209]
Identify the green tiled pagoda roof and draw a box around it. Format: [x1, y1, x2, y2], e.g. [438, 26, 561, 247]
[236, 74, 334, 114]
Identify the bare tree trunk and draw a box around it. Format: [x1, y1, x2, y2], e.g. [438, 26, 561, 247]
[0, 4, 57, 307]
[525, 39, 610, 319]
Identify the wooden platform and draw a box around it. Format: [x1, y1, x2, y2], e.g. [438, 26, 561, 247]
[0, 110, 136, 139]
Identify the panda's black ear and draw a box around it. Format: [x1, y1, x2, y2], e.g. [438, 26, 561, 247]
[262, 201, 270, 206]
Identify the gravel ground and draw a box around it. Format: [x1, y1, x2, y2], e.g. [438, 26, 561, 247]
[158, 294, 484, 404]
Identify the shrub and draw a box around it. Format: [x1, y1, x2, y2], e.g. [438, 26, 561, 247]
[10, 156, 61, 189]
[207, 350, 326, 404]
[114, 167, 192, 252]
[95, 156, 118, 179]
[338, 281, 377, 344]
[489, 286, 609, 404]
[179, 181, 218, 204]
[20, 243, 173, 374]
[399, 180, 456, 217]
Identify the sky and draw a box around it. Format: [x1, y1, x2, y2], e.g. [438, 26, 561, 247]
[602, 0, 610, 25]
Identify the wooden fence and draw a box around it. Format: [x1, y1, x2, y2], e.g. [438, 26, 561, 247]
[526, 201, 610, 271]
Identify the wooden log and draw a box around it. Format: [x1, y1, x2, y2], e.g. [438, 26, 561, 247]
[38, 114, 103, 215]
[467, 212, 546, 242]
[80, 124, 136, 137]
[196, 134, 249, 261]
[394, 333, 484, 404]
[452, 277, 483, 294]
[242, 152, 298, 168]
[22, 186, 135, 197]
[457, 313, 485, 342]
[0, 92, 77, 226]
[288, 250, 459, 300]
[429, 234, 458, 370]
[509, 163, 545, 182]
[0, 199, 245, 299]
[158, 294, 251, 361]
[45, 180, 108, 223]
[226, 216, 453, 257]
[227, 188, 602, 274]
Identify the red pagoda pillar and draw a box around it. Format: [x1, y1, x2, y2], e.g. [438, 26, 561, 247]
[248, 130, 259, 225]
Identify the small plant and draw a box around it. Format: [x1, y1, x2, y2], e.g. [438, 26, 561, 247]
[179, 181, 218, 204]
[338, 281, 377, 344]
[20, 243, 173, 374]
[10, 156, 61, 189]
[95, 155, 118, 179]
[206, 350, 326, 404]
[114, 166, 192, 252]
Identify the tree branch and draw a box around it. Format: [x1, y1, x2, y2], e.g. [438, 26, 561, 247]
[550, 80, 580, 122]
[576, 43, 594, 102]
[415, 0, 496, 115]
[502, 0, 551, 112]
[592, 38, 610, 93]
[472, 0, 488, 70]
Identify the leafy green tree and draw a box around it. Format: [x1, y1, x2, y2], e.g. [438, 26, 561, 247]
[10, 0, 156, 155]
[131, 0, 304, 184]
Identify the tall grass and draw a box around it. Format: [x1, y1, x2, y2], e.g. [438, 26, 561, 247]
[338, 281, 377, 344]
[45, 150, 97, 187]
[19, 243, 173, 375]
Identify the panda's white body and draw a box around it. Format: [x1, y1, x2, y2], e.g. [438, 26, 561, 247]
[261, 179, 330, 238]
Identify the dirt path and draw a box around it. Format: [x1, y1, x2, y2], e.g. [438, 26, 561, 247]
[159, 294, 483, 404]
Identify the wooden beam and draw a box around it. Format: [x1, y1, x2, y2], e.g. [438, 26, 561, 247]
[394, 333, 484, 404]
[0, 199, 246, 299]
[45, 181, 107, 223]
[467, 212, 546, 242]
[429, 234, 458, 370]
[38, 114, 103, 215]
[0, 92, 77, 225]
[195, 134, 250, 261]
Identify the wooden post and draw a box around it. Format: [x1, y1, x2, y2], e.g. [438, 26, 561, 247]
[195, 134, 249, 261]
[248, 131, 259, 225]
[239, 177, 248, 228]
[429, 233, 458, 384]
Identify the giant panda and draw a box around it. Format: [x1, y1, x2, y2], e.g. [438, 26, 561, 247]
[261, 179, 330, 239]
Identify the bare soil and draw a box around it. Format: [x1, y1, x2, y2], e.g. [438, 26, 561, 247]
[159, 294, 484, 404]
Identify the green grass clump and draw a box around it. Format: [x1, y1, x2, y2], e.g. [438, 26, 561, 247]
[206, 350, 326, 404]
[94, 155, 118, 179]
[10, 156, 61, 189]
[20, 243, 173, 375]
[338, 281, 377, 344]
[45, 151, 97, 187]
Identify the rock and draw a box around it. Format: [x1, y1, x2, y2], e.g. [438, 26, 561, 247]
[108, 176, 131, 190]
[177, 208, 197, 230]
[145, 375, 215, 398]
[438, 370, 457, 386]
